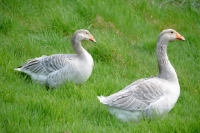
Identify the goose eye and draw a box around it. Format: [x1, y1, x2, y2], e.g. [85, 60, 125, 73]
[170, 31, 174, 34]
[85, 32, 88, 34]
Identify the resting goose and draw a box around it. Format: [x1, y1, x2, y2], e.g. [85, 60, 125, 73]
[97, 29, 185, 122]
[15, 29, 96, 88]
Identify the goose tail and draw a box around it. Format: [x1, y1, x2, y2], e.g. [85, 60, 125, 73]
[97, 96, 106, 103]
[14, 67, 22, 71]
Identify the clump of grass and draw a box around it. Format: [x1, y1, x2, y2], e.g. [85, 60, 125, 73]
[0, 15, 14, 35]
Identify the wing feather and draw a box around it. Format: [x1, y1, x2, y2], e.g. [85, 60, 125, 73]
[17, 54, 75, 75]
[102, 79, 164, 111]
[46, 62, 78, 87]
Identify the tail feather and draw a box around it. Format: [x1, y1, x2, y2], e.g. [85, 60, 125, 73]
[14, 67, 22, 71]
[97, 96, 106, 103]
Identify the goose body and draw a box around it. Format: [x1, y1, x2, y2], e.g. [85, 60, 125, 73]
[15, 29, 96, 88]
[98, 29, 185, 122]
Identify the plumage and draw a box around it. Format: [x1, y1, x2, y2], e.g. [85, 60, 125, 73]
[15, 29, 96, 88]
[97, 29, 185, 122]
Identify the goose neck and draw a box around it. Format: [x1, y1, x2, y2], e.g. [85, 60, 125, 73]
[156, 40, 178, 81]
[71, 39, 84, 55]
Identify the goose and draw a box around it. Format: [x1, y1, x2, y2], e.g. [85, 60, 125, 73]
[97, 29, 185, 122]
[14, 29, 96, 88]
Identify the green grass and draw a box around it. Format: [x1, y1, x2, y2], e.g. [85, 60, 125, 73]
[1, 0, 200, 132]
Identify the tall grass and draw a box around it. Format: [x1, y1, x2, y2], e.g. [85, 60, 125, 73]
[0, 0, 200, 132]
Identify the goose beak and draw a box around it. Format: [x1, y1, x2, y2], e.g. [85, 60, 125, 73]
[89, 35, 96, 43]
[176, 32, 185, 41]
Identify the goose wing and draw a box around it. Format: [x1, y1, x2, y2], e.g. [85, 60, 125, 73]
[15, 54, 75, 75]
[101, 78, 165, 111]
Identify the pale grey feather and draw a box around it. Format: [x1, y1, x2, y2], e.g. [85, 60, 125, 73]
[18, 54, 75, 75]
[102, 78, 164, 111]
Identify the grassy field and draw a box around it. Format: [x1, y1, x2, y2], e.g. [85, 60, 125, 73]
[1, 0, 200, 132]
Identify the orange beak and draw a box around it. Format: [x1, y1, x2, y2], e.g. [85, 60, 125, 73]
[89, 35, 96, 43]
[176, 32, 185, 41]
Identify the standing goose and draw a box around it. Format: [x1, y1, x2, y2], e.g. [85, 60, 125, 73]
[97, 29, 185, 122]
[15, 29, 96, 88]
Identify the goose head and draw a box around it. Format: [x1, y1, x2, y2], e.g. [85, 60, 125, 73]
[158, 29, 185, 43]
[72, 29, 96, 43]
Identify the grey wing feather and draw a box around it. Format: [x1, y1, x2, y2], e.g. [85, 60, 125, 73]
[18, 54, 73, 75]
[118, 78, 149, 93]
[103, 79, 164, 111]
[46, 63, 77, 87]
